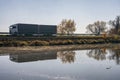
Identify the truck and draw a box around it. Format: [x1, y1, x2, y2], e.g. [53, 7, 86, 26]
[9, 23, 57, 36]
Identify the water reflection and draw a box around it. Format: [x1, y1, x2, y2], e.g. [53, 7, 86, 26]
[1, 46, 120, 80]
[87, 48, 107, 61]
[108, 49, 120, 65]
[8, 48, 120, 65]
[9, 51, 76, 64]
[57, 51, 76, 63]
[87, 48, 120, 65]
[10, 51, 57, 63]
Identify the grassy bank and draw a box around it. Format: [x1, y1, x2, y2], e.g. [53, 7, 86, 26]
[0, 44, 120, 54]
[0, 36, 120, 47]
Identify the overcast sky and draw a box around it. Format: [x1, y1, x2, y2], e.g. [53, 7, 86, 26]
[0, 0, 120, 33]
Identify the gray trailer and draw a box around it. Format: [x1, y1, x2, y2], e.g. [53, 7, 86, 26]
[9, 23, 57, 36]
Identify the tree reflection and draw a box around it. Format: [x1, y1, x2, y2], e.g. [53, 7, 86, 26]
[87, 48, 107, 60]
[57, 51, 76, 64]
[87, 48, 120, 65]
[108, 49, 120, 65]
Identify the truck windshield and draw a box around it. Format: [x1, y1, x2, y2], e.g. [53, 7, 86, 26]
[12, 26, 16, 29]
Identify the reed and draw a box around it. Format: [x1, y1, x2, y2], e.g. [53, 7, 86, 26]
[0, 36, 120, 47]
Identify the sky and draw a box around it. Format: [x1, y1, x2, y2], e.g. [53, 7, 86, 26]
[0, 0, 120, 33]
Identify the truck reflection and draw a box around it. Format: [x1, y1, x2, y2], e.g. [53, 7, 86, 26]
[10, 51, 57, 63]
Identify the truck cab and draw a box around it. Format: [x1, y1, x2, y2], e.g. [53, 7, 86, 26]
[9, 25, 18, 35]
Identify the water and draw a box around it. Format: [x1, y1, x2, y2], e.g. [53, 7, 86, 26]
[0, 47, 120, 80]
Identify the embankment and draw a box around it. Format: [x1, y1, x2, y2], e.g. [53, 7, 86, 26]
[0, 36, 120, 47]
[0, 44, 120, 54]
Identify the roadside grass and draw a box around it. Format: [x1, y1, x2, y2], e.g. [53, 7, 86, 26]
[0, 36, 120, 47]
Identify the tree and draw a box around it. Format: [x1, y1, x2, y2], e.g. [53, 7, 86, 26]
[57, 19, 66, 34]
[58, 19, 76, 35]
[86, 21, 106, 35]
[109, 16, 120, 34]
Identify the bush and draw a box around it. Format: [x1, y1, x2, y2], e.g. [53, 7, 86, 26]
[74, 40, 82, 44]
[3, 41, 13, 46]
[30, 40, 49, 46]
[66, 40, 74, 44]
[114, 35, 119, 40]
[0, 42, 4, 46]
[17, 41, 28, 46]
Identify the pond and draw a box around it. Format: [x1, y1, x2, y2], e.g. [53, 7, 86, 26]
[0, 46, 120, 80]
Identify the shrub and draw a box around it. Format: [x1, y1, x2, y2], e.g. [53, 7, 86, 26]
[49, 40, 60, 45]
[66, 40, 74, 44]
[40, 41, 49, 46]
[114, 35, 119, 40]
[3, 41, 13, 46]
[102, 33, 107, 39]
[74, 40, 82, 44]
[30, 40, 49, 46]
[17, 41, 28, 46]
[0, 42, 4, 46]
[2, 41, 28, 47]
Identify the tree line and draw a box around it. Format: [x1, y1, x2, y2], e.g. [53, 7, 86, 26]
[58, 16, 120, 35]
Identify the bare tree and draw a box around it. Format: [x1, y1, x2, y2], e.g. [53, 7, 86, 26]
[65, 19, 76, 35]
[57, 19, 67, 34]
[58, 19, 76, 35]
[109, 16, 120, 34]
[86, 21, 106, 35]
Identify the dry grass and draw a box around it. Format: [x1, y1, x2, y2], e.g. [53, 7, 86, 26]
[0, 36, 120, 47]
[0, 43, 119, 54]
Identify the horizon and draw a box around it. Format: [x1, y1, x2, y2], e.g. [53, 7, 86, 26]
[0, 0, 120, 33]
